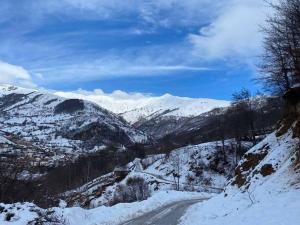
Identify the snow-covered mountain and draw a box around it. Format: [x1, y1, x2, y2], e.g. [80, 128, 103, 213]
[0, 85, 148, 166]
[119, 94, 230, 124]
[133, 96, 282, 142]
[55, 91, 230, 124]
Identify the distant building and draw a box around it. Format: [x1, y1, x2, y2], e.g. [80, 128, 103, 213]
[113, 166, 130, 178]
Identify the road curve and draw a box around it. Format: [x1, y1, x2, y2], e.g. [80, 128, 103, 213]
[120, 198, 208, 225]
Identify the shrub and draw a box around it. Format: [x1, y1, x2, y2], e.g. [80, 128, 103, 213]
[111, 176, 150, 205]
[5, 212, 15, 221]
[28, 209, 67, 225]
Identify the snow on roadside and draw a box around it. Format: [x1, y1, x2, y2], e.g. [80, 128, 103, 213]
[179, 189, 300, 225]
[61, 191, 213, 225]
[0, 191, 214, 225]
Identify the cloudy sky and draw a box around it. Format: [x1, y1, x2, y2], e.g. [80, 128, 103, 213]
[0, 0, 270, 99]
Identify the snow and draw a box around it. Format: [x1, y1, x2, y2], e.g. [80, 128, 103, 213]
[0, 191, 213, 225]
[180, 189, 300, 225]
[0, 135, 13, 145]
[142, 140, 251, 190]
[60, 191, 212, 225]
[64, 139, 250, 208]
[179, 130, 300, 225]
[2, 84, 296, 225]
[55, 91, 230, 124]
[0, 203, 39, 225]
[0, 84, 148, 157]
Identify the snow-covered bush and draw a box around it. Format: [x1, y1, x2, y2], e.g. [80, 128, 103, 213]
[111, 176, 150, 205]
[27, 209, 67, 225]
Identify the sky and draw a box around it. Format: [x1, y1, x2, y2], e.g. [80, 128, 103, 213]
[0, 0, 270, 100]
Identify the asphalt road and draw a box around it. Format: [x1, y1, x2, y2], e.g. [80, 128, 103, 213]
[120, 198, 208, 225]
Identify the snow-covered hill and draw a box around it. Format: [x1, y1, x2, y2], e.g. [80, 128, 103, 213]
[55, 91, 230, 124]
[179, 100, 300, 225]
[0, 85, 148, 167]
[62, 139, 252, 208]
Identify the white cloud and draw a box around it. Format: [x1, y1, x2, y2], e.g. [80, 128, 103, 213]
[0, 0, 271, 85]
[188, 0, 269, 60]
[0, 0, 223, 28]
[30, 47, 210, 82]
[32, 63, 209, 82]
[0, 61, 36, 87]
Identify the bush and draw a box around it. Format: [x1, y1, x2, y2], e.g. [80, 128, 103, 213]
[111, 176, 150, 205]
[28, 209, 67, 225]
[202, 176, 212, 186]
[208, 149, 227, 174]
[5, 212, 15, 221]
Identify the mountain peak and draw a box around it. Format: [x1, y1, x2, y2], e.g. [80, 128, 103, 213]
[54, 90, 230, 124]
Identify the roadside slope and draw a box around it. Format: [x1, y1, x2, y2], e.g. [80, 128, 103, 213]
[180, 122, 300, 225]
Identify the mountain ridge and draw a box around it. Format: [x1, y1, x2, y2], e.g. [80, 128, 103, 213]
[0, 84, 148, 157]
[55, 90, 230, 124]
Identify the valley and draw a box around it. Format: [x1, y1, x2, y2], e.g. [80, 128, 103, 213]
[1, 0, 300, 224]
[0, 83, 289, 223]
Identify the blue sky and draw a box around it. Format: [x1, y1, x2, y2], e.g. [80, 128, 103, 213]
[0, 0, 268, 100]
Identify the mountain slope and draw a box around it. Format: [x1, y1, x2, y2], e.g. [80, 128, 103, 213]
[179, 91, 300, 225]
[119, 94, 230, 124]
[55, 91, 230, 124]
[62, 139, 252, 208]
[180, 130, 300, 225]
[0, 85, 148, 162]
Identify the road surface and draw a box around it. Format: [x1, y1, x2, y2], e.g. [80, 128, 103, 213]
[120, 198, 208, 225]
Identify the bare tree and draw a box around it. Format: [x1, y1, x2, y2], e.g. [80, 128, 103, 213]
[111, 176, 150, 205]
[170, 151, 181, 191]
[0, 157, 31, 202]
[259, 0, 300, 94]
[232, 88, 257, 145]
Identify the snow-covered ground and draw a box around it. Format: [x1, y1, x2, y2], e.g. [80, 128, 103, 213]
[0, 191, 213, 225]
[142, 140, 252, 189]
[179, 130, 300, 225]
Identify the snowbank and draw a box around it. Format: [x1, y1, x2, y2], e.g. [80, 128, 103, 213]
[180, 190, 300, 225]
[1, 191, 213, 225]
[0, 203, 39, 225]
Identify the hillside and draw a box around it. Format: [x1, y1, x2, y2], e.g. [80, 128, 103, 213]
[135, 96, 283, 151]
[1, 122, 298, 225]
[61, 139, 251, 208]
[0, 85, 149, 205]
[179, 90, 300, 225]
[0, 85, 147, 157]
